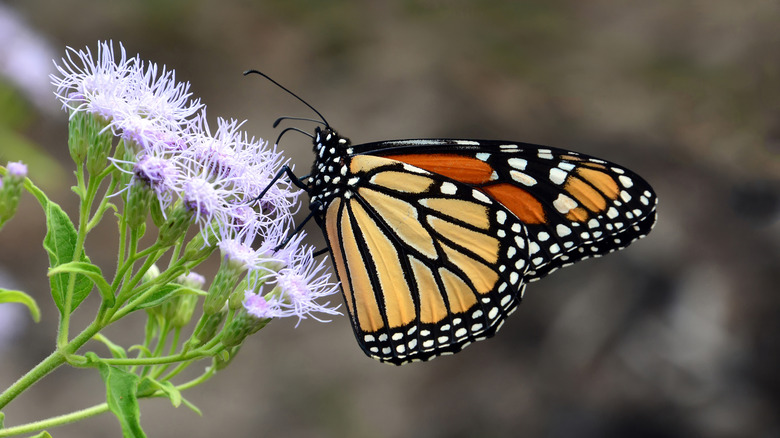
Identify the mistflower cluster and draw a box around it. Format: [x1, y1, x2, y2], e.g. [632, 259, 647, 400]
[0, 40, 344, 437]
[50, 40, 340, 329]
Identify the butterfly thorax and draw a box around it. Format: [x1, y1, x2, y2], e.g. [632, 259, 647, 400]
[308, 126, 353, 213]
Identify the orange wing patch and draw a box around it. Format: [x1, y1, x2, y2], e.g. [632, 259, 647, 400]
[576, 167, 619, 200]
[327, 200, 383, 332]
[350, 200, 416, 329]
[481, 183, 546, 224]
[564, 176, 607, 213]
[385, 153, 495, 184]
[408, 256, 448, 324]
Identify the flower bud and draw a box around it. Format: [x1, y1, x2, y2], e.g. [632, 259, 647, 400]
[221, 310, 270, 347]
[86, 116, 114, 176]
[214, 345, 241, 371]
[191, 310, 226, 346]
[67, 111, 90, 164]
[177, 272, 206, 289]
[203, 260, 244, 315]
[150, 196, 166, 228]
[126, 178, 153, 230]
[167, 293, 198, 329]
[157, 204, 193, 246]
[142, 264, 163, 318]
[0, 161, 27, 228]
[182, 225, 218, 261]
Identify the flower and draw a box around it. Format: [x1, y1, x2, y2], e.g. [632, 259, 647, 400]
[268, 245, 342, 326]
[51, 40, 202, 145]
[53, 42, 340, 333]
[132, 153, 179, 206]
[6, 161, 27, 177]
[243, 290, 291, 319]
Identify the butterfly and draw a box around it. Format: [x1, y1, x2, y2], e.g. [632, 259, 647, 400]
[247, 71, 658, 365]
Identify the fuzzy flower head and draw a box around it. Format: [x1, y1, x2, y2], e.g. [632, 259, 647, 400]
[51, 40, 203, 149]
[243, 290, 292, 319]
[264, 245, 342, 326]
[133, 154, 178, 203]
[6, 161, 27, 178]
[51, 42, 326, 317]
[218, 237, 262, 272]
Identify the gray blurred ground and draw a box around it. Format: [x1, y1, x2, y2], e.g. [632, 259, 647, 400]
[0, 1, 778, 437]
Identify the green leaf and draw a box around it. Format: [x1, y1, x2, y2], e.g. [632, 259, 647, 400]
[137, 377, 181, 407]
[48, 261, 115, 307]
[93, 334, 128, 360]
[92, 353, 146, 438]
[181, 397, 202, 416]
[130, 284, 184, 311]
[127, 344, 153, 358]
[1, 411, 4, 428]
[39, 199, 92, 315]
[30, 431, 53, 438]
[0, 288, 41, 322]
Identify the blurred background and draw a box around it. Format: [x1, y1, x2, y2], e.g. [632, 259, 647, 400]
[0, 1, 778, 437]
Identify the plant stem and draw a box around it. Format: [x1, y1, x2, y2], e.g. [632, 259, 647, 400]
[0, 351, 66, 410]
[0, 403, 109, 437]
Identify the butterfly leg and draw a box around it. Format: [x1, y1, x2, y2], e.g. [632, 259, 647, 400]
[272, 200, 323, 252]
[253, 165, 309, 204]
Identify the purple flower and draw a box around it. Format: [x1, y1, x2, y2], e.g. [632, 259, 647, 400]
[51, 43, 341, 330]
[243, 290, 291, 319]
[6, 161, 27, 177]
[271, 245, 341, 326]
[218, 238, 261, 271]
[178, 271, 206, 289]
[133, 154, 178, 203]
[51, 41, 203, 148]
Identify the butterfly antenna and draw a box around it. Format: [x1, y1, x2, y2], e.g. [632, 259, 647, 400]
[273, 116, 327, 128]
[276, 126, 314, 146]
[244, 69, 329, 127]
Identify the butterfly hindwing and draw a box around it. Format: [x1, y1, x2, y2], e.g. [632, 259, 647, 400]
[322, 154, 529, 364]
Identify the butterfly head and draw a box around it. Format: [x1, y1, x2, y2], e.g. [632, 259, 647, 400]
[313, 126, 350, 152]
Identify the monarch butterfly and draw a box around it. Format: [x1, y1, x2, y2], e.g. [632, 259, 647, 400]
[248, 71, 658, 365]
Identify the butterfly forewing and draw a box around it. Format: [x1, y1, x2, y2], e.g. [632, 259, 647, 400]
[361, 139, 658, 282]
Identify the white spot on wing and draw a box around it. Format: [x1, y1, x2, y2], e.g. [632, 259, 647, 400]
[441, 182, 457, 195]
[473, 190, 491, 204]
[549, 168, 567, 185]
[510, 170, 536, 186]
[553, 193, 577, 214]
[508, 158, 527, 170]
[556, 224, 572, 237]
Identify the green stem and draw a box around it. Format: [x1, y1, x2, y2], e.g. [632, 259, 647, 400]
[0, 403, 109, 437]
[98, 345, 219, 367]
[86, 174, 117, 232]
[143, 320, 170, 377]
[174, 366, 216, 392]
[0, 351, 66, 410]
[57, 164, 104, 348]
[109, 258, 188, 323]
